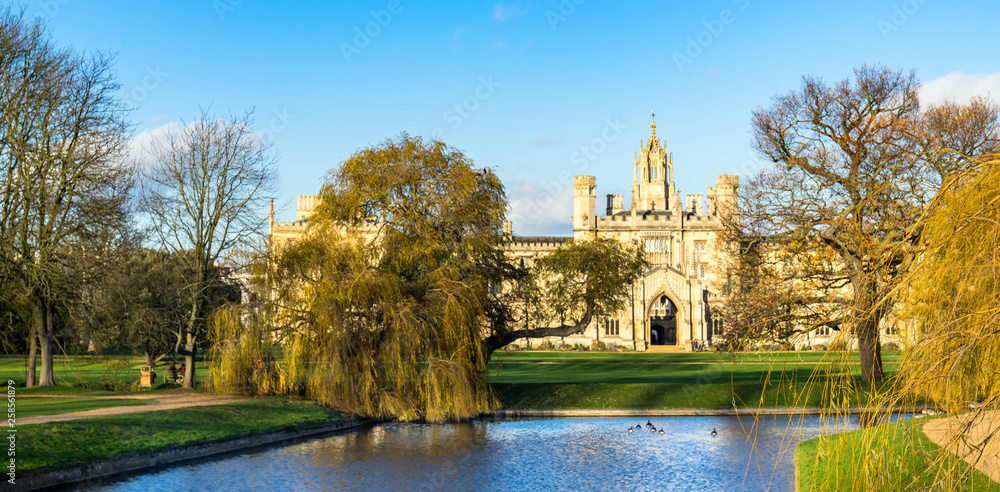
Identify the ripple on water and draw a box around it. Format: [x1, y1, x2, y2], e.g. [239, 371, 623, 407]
[74, 414, 874, 492]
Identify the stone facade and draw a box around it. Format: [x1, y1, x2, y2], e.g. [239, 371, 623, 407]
[508, 117, 737, 351]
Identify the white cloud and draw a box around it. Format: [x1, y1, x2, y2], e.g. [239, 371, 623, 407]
[507, 180, 573, 236]
[920, 71, 1000, 106]
[129, 117, 273, 174]
[129, 122, 183, 171]
[492, 2, 530, 21]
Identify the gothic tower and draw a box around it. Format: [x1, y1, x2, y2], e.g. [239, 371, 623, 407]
[631, 112, 676, 211]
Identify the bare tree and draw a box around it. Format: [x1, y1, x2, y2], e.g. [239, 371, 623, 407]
[0, 9, 133, 386]
[746, 65, 999, 381]
[142, 109, 276, 389]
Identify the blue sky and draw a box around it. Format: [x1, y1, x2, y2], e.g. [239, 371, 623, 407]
[34, 0, 1000, 235]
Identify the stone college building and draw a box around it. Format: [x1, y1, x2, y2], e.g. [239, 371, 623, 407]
[270, 116, 739, 352]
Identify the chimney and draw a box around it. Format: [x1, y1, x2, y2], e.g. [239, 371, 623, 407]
[606, 194, 623, 215]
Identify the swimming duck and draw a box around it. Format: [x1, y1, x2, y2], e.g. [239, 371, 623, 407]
[628, 426, 634, 433]
[645, 420, 652, 428]
[658, 428, 664, 434]
[711, 428, 718, 436]
[650, 425, 657, 432]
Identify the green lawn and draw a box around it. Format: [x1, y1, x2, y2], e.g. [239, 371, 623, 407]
[489, 351, 902, 410]
[489, 351, 901, 384]
[491, 350, 900, 364]
[15, 397, 148, 418]
[797, 415, 1000, 491]
[18, 398, 352, 474]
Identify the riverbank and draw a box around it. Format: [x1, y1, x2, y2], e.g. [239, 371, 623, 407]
[15, 398, 365, 491]
[492, 406, 931, 418]
[795, 414, 1000, 491]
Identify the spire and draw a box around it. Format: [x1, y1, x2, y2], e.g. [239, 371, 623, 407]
[650, 110, 656, 138]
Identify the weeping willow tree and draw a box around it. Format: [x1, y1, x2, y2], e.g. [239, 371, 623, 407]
[275, 135, 509, 422]
[208, 135, 648, 422]
[893, 154, 1000, 470]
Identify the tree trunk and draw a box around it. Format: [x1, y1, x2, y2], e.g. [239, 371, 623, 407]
[26, 323, 37, 387]
[181, 270, 204, 390]
[853, 281, 886, 382]
[857, 318, 884, 382]
[183, 332, 196, 389]
[35, 302, 55, 387]
[144, 351, 156, 369]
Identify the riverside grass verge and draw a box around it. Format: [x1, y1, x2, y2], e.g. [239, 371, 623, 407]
[490, 351, 903, 410]
[796, 415, 1000, 491]
[18, 398, 351, 475]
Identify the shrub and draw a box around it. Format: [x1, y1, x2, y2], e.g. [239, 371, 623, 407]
[813, 343, 829, 351]
[591, 340, 607, 352]
[538, 340, 555, 351]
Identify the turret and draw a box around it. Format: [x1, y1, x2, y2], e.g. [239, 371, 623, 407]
[707, 175, 739, 218]
[573, 175, 596, 233]
[297, 195, 320, 221]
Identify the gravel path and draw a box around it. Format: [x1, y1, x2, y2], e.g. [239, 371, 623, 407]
[20, 392, 249, 425]
[922, 410, 1000, 483]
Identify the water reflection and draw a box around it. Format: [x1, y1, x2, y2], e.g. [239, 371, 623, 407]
[76, 414, 888, 492]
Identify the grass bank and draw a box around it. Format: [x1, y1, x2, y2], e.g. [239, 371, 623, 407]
[18, 398, 351, 475]
[490, 351, 902, 410]
[493, 381, 883, 410]
[796, 415, 1000, 491]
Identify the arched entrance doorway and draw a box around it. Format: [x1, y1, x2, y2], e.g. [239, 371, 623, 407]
[649, 295, 678, 345]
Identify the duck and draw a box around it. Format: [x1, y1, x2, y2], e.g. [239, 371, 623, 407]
[645, 420, 652, 428]
[650, 425, 657, 432]
[658, 428, 664, 435]
[628, 426, 634, 433]
[711, 428, 718, 436]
